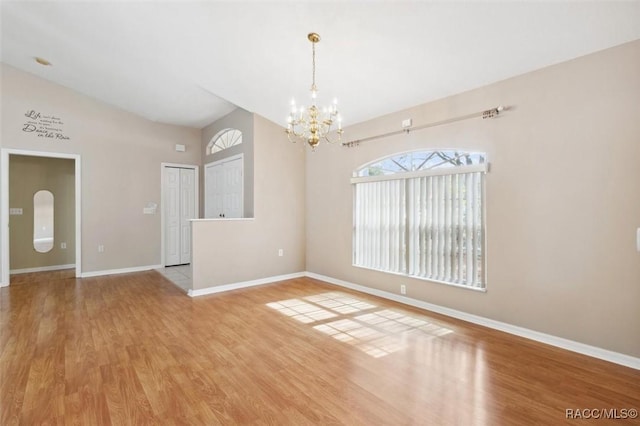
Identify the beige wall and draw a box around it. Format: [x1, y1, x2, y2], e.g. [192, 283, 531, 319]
[192, 114, 305, 288]
[306, 40, 640, 357]
[9, 155, 75, 270]
[0, 63, 201, 275]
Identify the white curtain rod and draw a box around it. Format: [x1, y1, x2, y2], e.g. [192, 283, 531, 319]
[342, 105, 506, 148]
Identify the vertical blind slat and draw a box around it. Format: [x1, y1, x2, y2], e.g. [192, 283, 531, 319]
[474, 172, 483, 286]
[465, 172, 474, 286]
[438, 175, 444, 281]
[419, 178, 425, 276]
[458, 175, 464, 284]
[433, 177, 439, 280]
[430, 176, 436, 279]
[445, 174, 452, 283]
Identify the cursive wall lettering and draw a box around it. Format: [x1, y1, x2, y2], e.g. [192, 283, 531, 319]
[22, 110, 71, 140]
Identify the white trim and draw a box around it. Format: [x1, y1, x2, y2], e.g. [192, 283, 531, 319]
[304, 272, 640, 370]
[75, 155, 82, 280]
[80, 264, 162, 278]
[160, 163, 199, 268]
[161, 162, 200, 169]
[1, 149, 82, 287]
[188, 272, 305, 297]
[10, 264, 76, 274]
[351, 163, 488, 184]
[204, 153, 244, 168]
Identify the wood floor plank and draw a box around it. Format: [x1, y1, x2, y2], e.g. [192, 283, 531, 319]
[1, 270, 639, 425]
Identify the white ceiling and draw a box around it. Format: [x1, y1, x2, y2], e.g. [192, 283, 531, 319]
[2, 1, 639, 130]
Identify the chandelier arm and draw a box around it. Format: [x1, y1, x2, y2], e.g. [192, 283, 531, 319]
[324, 130, 342, 144]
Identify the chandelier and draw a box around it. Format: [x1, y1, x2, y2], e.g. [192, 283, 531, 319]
[286, 33, 343, 150]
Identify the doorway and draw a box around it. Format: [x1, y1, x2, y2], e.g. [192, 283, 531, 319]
[204, 153, 243, 219]
[161, 163, 198, 267]
[1, 149, 82, 286]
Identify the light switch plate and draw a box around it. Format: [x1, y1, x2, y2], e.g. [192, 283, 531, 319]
[9, 208, 23, 215]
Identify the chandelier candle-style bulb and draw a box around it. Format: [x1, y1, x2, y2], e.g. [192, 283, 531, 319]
[285, 32, 344, 150]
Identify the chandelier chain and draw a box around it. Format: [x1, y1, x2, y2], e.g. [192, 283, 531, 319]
[312, 41, 316, 88]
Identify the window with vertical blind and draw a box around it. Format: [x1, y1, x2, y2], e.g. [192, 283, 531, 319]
[352, 150, 488, 290]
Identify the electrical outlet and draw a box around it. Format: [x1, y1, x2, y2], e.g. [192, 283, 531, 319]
[98, 245, 104, 253]
[61, 242, 67, 249]
[278, 249, 284, 257]
[400, 285, 406, 295]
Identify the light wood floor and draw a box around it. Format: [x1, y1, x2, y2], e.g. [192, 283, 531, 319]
[1, 270, 639, 425]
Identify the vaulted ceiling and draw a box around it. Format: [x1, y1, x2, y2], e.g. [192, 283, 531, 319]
[2, 2, 639, 129]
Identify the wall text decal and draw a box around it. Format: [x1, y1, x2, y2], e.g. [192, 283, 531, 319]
[22, 110, 70, 140]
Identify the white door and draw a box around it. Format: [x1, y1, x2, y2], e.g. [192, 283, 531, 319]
[165, 167, 181, 266]
[205, 162, 224, 218]
[205, 155, 243, 219]
[179, 168, 195, 264]
[223, 157, 243, 218]
[164, 167, 196, 266]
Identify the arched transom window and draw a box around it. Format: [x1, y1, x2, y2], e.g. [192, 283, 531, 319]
[355, 150, 486, 177]
[207, 128, 243, 155]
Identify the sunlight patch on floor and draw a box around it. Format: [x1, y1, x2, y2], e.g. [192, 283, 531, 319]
[267, 291, 453, 358]
[303, 292, 377, 314]
[265, 299, 338, 324]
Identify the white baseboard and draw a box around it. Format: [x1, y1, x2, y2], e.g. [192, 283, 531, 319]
[188, 272, 306, 297]
[10, 264, 75, 274]
[81, 264, 162, 278]
[305, 271, 640, 371]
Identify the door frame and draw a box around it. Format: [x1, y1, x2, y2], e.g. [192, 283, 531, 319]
[204, 153, 244, 219]
[160, 163, 199, 267]
[1, 149, 82, 286]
